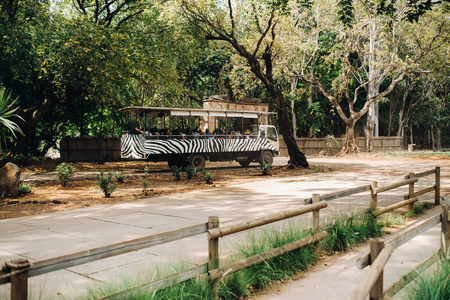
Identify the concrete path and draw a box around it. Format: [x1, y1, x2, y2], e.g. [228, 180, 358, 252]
[0, 157, 448, 299]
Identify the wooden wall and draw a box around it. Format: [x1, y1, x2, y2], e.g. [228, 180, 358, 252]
[279, 137, 403, 157]
[60, 137, 121, 162]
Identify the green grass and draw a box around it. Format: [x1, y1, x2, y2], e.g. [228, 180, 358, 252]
[323, 211, 383, 253]
[18, 182, 32, 195]
[404, 202, 434, 219]
[407, 254, 450, 300]
[79, 212, 398, 299]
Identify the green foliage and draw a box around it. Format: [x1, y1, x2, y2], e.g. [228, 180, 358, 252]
[55, 163, 74, 187]
[407, 254, 450, 299]
[202, 169, 213, 184]
[324, 211, 383, 252]
[404, 202, 432, 218]
[258, 162, 272, 175]
[185, 166, 198, 179]
[18, 182, 32, 195]
[0, 87, 24, 150]
[378, 213, 405, 228]
[144, 166, 151, 174]
[140, 178, 152, 196]
[96, 172, 117, 198]
[219, 224, 317, 298]
[113, 172, 128, 183]
[171, 166, 182, 181]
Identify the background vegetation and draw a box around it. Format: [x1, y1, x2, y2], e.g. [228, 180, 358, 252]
[0, 0, 448, 157]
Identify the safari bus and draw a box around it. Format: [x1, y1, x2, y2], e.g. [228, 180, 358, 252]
[119, 106, 279, 169]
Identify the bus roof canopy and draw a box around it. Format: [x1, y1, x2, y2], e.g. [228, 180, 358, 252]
[118, 106, 275, 119]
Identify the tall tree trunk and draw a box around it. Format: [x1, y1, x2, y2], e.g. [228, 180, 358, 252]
[290, 76, 298, 139]
[365, 18, 381, 152]
[341, 119, 359, 155]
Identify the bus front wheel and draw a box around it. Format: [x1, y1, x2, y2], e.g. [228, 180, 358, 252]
[189, 154, 206, 170]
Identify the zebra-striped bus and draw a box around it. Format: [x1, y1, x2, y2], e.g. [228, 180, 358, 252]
[119, 106, 279, 169]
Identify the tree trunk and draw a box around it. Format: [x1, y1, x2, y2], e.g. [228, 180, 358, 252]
[274, 90, 308, 168]
[340, 120, 360, 155]
[12, 95, 58, 155]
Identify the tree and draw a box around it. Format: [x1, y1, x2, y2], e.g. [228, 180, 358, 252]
[290, 0, 448, 154]
[180, 0, 309, 168]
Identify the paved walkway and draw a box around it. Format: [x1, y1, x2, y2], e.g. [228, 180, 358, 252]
[0, 157, 448, 299]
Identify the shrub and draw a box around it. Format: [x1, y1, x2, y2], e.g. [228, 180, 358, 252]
[203, 169, 213, 184]
[113, 172, 129, 183]
[171, 166, 182, 181]
[140, 178, 152, 196]
[258, 162, 272, 175]
[18, 182, 32, 195]
[185, 166, 198, 179]
[55, 163, 74, 186]
[96, 172, 117, 198]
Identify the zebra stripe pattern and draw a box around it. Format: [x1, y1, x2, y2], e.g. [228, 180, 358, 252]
[121, 135, 276, 159]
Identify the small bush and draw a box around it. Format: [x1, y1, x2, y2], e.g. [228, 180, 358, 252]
[96, 172, 117, 198]
[171, 166, 182, 181]
[18, 183, 32, 195]
[258, 162, 272, 175]
[55, 163, 73, 186]
[113, 172, 129, 183]
[185, 166, 198, 179]
[140, 178, 152, 196]
[203, 169, 213, 184]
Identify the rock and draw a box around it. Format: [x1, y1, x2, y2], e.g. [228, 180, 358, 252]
[0, 163, 21, 198]
[318, 150, 328, 156]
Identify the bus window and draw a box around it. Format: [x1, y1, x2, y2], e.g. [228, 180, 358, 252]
[267, 127, 277, 142]
[259, 127, 266, 138]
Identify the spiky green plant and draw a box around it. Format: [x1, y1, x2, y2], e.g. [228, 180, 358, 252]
[202, 169, 213, 184]
[113, 172, 129, 183]
[55, 162, 74, 187]
[185, 166, 198, 179]
[0, 87, 24, 150]
[258, 162, 272, 175]
[96, 172, 117, 198]
[18, 182, 32, 195]
[171, 166, 182, 181]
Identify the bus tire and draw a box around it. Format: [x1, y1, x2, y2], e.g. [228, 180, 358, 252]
[189, 154, 206, 170]
[260, 150, 274, 166]
[238, 161, 251, 167]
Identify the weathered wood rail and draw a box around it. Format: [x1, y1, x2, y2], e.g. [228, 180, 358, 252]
[0, 167, 441, 299]
[349, 204, 449, 300]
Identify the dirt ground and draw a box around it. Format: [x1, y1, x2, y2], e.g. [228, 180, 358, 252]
[0, 160, 326, 219]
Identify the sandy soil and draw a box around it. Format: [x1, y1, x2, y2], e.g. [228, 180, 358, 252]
[0, 160, 324, 219]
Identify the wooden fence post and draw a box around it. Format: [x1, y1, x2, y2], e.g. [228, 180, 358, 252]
[369, 239, 385, 300]
[435, 167, 441, 205]
[408, 173, 415, 212]
[370, 181, 378, 213]
[208, 216, 220, 300]
[312, 194, 321, 254]
[441, 205, 450, 254]
[9, 258, 31, 300]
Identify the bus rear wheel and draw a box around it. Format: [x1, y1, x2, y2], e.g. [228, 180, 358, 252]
[260, 150, 274, 165]
[189, 154, 206, 170]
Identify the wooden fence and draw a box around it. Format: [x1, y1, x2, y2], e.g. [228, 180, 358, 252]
[0, 167, 440, 300]
[279, 136, 404, 156]
[60, 137, 121, 162]
[349, 167, 443, 300]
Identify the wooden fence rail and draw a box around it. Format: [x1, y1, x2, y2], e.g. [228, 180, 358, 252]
[0, 167, 441, 300]
[349, 205, 449, 300]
